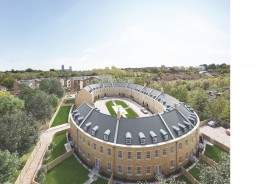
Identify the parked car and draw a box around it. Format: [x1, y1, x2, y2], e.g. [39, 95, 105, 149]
[207, 121, 220, 128]
[226, 128, 230, 135]
[140, 108, 148, 114]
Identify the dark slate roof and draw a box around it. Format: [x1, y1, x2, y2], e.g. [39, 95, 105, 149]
[103, 83, 113, 88]
[178, 103, 192, 117]
[141, 87, 153, 94]
[116, 115, 173, 145]
[73, 102, 93, 125]
[80, 109, 117, 143]
[113, 82, 127, 87]
[127, 83, 137, 89]
[149, 89, 161, 99]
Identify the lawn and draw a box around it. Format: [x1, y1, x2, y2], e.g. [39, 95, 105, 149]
[20, 149, 33, 164]
[64, 99, 75, 104]
[188, 160, 206, 181]
[175, 175, 191, 184]
[105, 101, 117, 117]
[92, 177, 108, 184]
[114, 100, 138, 118]
[51, 106, 71, 127]
[44, 133, 67, 164]
[44, 156, 89, 184]
[204, 144, 228, 163]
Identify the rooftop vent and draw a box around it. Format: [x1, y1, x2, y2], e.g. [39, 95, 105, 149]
[160, 129, 169, 141]
[139, 132, 146, 145]
[104, 129, 111, 141]
[74, 112, 80, 119]
[92, 126, 99, 136]
[126, 132, 132, 145]
[72, 110, 79, 114]
[150, 131, 158, 143]
[178, 123, 187, 133]
[172, 126, 182, 136]
[83, 122, 91, 131]
[188, 117, 195, 125]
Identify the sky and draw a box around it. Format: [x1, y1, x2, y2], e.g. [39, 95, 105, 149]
[0, 0, 229, 71]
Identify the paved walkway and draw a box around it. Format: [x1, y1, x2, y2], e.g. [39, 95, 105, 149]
[94, 97, 152, 117]
[21, 124, 70, 184]
[200, 125, 230, 148]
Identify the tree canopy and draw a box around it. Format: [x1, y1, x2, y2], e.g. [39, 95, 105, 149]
[0, 95, 24, 115]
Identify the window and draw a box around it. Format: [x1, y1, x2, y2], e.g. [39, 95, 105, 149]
[137, 152, 142, 160]
[107, 148, 111, 157]
[118, 150, 123, 159]
[93, 143, 96, 151]
[163, 148, 167, 156]
[153, 137, 158, 143]
[155, 150, 159, 158]
[126, 138, 131, 144]
[117, 165, 122, 174]
[179, 143, 182, 150]
[170, 146, 174, 154]
[87, 140, 90, 147]
[146, 166, 151, 175]
[104, 135, 108, 141]
[127, 152, 132, 160]
[185, 140, 188, 146]
[107, 163, 112, 171]
[127, 167, 132, 176]
[100, 146, 103, 154]
[170, 160, 174, 169]
[185, 152, 189, 160]
[137, 166, 142, 176]
[179, 156, 182, 164]
[87, 152, 90, 160]
[146, 151, 151, 160]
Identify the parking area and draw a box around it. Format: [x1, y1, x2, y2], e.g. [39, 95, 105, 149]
[200, 125, 230, 149]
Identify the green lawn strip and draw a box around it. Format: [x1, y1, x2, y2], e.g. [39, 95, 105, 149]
[105, 101, 117, 117]
[44, 133, 67, 164]
[176, 175, 192, 184]
[64, 99, 75, 104]
[188, 160, 206, 181]
[114, 100, 128, 108]
[20, 149, 33, 164]
[44, 156, 89, 184]
[204, 144, 228, 163]
[51, 106, 71, 127]
[114, 100, 138, 118]
[92, 177, 108, 184]
[125, 108, 138, 118]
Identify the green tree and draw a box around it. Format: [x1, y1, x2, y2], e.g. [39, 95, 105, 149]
[19, 84, 37, 103]
[0, 95, 24, 115]
[49, 79, 64, 98]
[39, 79, 51, 93]
[0, 150, 21, 183]
[26, 91, 53, 123]
[189, 90, 208, 112]
[0, 110, 40, 155]
[49, 94, 59, 108]
[170, 86, 188, 102]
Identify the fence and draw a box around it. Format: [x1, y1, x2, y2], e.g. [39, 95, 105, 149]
[45, 149, 75, 171]
[199, 153, 218, 167]
[181, 167, 200, 184]
[202, 133, 230, 153]
[14, 142, 41, 184]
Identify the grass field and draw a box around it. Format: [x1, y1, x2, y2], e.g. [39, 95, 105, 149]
[92, 177, 108, 184]
[44, 156, 89, 184]
[51, 106, 71, 127]
[105, 101, 117, 117]
[204, 144, 228, 163]
[113, 100, 138, 118]
[188, 160, 206, 181]
[44, 133, 67, 164]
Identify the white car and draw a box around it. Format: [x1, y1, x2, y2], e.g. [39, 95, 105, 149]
[141, 108, 148, 114]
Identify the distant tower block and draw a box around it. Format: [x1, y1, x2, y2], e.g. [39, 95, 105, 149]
[69, 66, 72, 71]
[62, 65, 64, 71]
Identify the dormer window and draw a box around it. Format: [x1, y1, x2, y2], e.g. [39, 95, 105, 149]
[139, 132, 146, 145]
[126, 132, 132, 145]
[178, 123, 187, 133]
[77, 117, 84, 124]
[150, 131, 157, 143]
[84, 122, 91, 132]
[92, 126, 99, 136]
[74, 112, 80, 119]
[173, 126, 181, 136]
[160, 129, 169, 141]
[183, 121, 192, 129]
[104, 129, 111, 141]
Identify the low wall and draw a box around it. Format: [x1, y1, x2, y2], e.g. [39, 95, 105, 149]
[45, 149, 75, 171]
[181, 167, 200, 184]
[199, 119, 210, 127]
[202, 133, 230, 153]
[108, 172, 113, 184]
[14, 142, 41, 184]
[199, 153, 218, 167]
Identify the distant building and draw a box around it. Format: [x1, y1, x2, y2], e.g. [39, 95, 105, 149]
[0, 86, 7, 92]
[197, 65, 206, 72]
[61, 65, 72, 72]
[13, 79, 41, 95]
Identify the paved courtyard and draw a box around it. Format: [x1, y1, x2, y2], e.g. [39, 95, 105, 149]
[94, 97, 152, 117]
[200, 125, 230, 148]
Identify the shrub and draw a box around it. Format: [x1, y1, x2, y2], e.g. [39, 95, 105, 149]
[37, 166, 47, 184]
